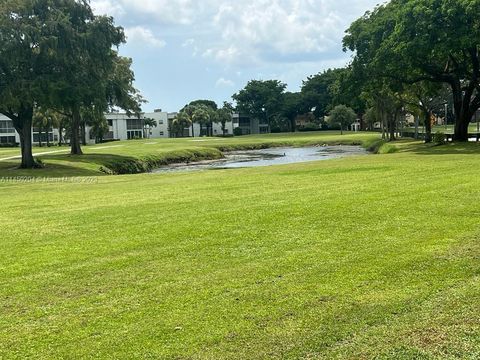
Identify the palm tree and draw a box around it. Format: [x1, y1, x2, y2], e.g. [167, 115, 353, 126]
[172, 112, 192, 138]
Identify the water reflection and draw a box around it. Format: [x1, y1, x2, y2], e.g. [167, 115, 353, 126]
[152, 145, 368, 173]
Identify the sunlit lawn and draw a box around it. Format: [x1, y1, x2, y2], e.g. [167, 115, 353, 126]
[0, 133, 479, 358]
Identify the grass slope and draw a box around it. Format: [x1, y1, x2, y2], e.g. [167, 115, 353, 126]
[0, 136, 479, 358]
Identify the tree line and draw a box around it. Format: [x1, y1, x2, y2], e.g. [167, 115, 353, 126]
[3, 0, 478, 170]
[199, 0, 479, 143]
[0, 0, 142, 169]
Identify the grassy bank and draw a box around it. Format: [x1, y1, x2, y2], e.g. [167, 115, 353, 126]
[0, 131, 379, 176]
[0, 139, 479, 358]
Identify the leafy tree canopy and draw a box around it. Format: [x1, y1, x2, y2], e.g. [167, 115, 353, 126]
[344, 0, 480, 141]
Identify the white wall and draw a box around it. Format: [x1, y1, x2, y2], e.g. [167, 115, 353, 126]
[147, 112, 169, 138]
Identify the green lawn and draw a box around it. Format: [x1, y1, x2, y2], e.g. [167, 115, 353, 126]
[1, 133, 479, 358]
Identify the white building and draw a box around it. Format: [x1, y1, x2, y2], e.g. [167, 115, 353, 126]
[0, 115, 17, 145]
[101, 110, 170, 141]
[1, 109, 236, 146]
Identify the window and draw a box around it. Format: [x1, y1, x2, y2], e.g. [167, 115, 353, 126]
[160, 131, 164, 136]
[0, 120, 15, 134]
[0, 136, 15, 144]
[126, 119, 143, 130]
[107, 120, 113, 126]
[33, 133, 53, 142]
[127, 130, 143, 140]
[158, 120, 164, 125]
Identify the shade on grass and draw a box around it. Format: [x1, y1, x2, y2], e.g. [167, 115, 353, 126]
[0, 136, 479, 358]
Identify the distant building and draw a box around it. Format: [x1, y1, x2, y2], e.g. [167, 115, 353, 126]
[0, 116, 17, 145]
[232, 113, 269, 135]
[102, 110, 169, 141]
[0, 109, 236, 145]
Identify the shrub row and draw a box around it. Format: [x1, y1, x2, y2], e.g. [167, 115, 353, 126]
[99, 148, 224, 175]
[362, 138, 398, 154]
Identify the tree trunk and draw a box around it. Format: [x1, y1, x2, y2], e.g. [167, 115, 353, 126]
[70, 106, 83, 155]
[58, 126, 63, 146]
[381, 110, 386, 140]
[81, 122, 87, 146]
[389, 122, 395, 141]
[453, 111, 471, 142]
[191, 123, 195, 138]
[38, 127, 42, 147]
[46, 125, 51, 147]
[414, 115, 419, 139]
[388, 114, 395, 142]
[424, 110, 432, 143]
[451, 81, 473, 142]
[12, 107, 37, 169]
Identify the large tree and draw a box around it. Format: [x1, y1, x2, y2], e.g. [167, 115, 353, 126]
[328, 105, 357, 135]
[233, 80, 287, 130]
[281, 92, 307, 132]
[0, 0, 62, 168]
[184, 100, 218, 136]
[48, 1, 140, 155]
[216, 102, 234, 136]
[301, 69, 345, 119]
[344, 0, 480, 141]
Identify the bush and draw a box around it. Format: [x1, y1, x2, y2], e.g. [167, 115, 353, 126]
[363, 138, 397, 154]
[433, 132, 446, 146]
[233, 128, 243, 136]
[297, 123, 320, 132]
[100, 148, 224, 175]
[378, 143, 398, 154]
[0, 142, 19, 148]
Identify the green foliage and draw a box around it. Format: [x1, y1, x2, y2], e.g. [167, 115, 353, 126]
[233, 80, 287, 126]
[378, 142, 398, 154]
[363, 108, 379, 130]
[328, 105, 357, 134]
[185, 100, 218, 111]
[362, 138, 397, 154]
[216, 102, 234, 135]
[297, 123, 320, 132]
[101, 148, 224, 174]
[301, 68, 346, 118]
[433, 132, 446, 146]
[233, 127, 243, 136]
[344, 0, 480, 141]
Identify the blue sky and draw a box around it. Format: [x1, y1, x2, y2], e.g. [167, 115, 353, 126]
[91, 0, 381, 112]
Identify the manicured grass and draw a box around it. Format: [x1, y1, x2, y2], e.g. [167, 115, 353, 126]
[0, 131, 379, 176]
[1, 134, 479, 358]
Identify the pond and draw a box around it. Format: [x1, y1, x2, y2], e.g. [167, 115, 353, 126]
[151, 145, 368, 173]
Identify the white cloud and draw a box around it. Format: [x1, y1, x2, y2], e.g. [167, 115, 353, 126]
[182, 39, 195, 47]
[91, 0, 125, 17]
[94, 0, 380, 65]
[215, 78, 235, 88]
[124, 26, 166, 48]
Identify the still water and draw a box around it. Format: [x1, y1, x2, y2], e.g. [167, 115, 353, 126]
[152, 145, 368, 173]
